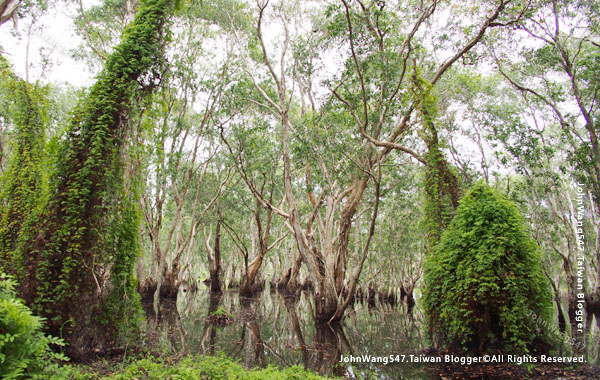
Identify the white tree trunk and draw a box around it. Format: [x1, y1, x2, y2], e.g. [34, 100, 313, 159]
[0, 0, 19, 26]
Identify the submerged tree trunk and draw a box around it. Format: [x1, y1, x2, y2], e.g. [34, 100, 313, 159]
[284, 252, 303, 293]
[205, 219, 222, 294]
[239, 204, 274, 297]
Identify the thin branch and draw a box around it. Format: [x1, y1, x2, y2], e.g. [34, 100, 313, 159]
[431, 0, 509, 85]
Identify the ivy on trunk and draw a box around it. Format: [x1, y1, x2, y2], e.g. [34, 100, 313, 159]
[423, 183, 552, 353]
[16, 0, 174, 358]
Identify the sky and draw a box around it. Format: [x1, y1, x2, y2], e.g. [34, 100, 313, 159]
[0, 0, 556, 181]
[0, 1, 98, 87]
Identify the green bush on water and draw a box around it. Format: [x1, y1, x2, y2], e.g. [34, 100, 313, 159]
[66, 354, 339, 380]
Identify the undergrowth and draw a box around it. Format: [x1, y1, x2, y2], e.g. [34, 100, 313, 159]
[65, 354, 338, 380]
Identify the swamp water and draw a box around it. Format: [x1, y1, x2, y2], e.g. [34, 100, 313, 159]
[142, 288, 600, 380]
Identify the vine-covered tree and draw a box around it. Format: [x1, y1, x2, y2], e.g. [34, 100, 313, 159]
[14, 0, 174, 357]
[423, 183, 552, 353]
[0, 58, 47, 273]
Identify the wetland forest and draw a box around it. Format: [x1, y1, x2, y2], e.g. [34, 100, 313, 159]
[0, 0, 599, 379]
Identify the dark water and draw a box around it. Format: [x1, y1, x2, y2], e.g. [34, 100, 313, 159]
[142, 288, 600, 379]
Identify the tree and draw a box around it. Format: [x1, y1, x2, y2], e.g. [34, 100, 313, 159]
[491, 0, 600, 312]
[16, 0, 174, 357]
[218, 105, 289, 296]
[423, 182, 552, 353]
[245, 0, 526, 324]
[71, 0, 139, 71]
[0, 58, 47, 274]
[138, 63, 232, 302]
[131, 0, 242, 304]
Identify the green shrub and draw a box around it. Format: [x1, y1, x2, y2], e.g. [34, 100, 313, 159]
[423, 182, 552, 353]
[0, 272, 68, 379]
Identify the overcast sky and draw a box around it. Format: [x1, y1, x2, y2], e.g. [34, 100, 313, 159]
[0, 1, 97, 87]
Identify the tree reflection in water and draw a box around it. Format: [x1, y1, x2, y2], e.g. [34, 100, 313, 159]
[145, 288, 599, 379]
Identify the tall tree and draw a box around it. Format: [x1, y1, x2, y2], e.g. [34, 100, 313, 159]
[492, 0, 600, 311]
[16, 0, 174, 357]
[0, 58, 47, 274]
[130, 0, 242, 304]
[282, 0, 524, 323]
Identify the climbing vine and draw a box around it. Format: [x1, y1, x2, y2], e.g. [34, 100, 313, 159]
[0, 56, 48, 277]
[423, 183, 552, 353]
[412, 73, 459, 251]
[16, 0, 174, 356]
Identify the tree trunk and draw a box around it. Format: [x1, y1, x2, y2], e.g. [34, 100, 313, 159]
[209, 220, 222, 294]
[556, 297, 566, 334]
[160, 268, 180, 300]
[275, 250, 302, 294]
[0, 0, 19, 26]
[589, 232, 600, 313]
[239, 263, 265, 296]
[285, 252, 303, 293]
[548, 277, 567, 334]
[563, 257, 579, 328]
[17, 0, 173, 356]
[239, 205, 273, 296]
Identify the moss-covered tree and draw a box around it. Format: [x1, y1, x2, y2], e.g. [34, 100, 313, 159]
[423, 182, 552, 353]
[15, 0, 174, 357]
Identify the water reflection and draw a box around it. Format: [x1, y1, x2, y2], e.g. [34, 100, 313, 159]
[142, 288, 600, 379]
[199, 291, 222, 355]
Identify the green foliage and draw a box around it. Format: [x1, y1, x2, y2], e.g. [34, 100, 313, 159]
[0, 62, 48, 274]
[413, 74, 459, 250]
[16, 0, 174, 353]
[0, 272, 68, 380]
[73, 0, 141, 67]
[423, 183, 552, 353]
[65, 354, 337, 380]
[210, 307, 226, 317]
